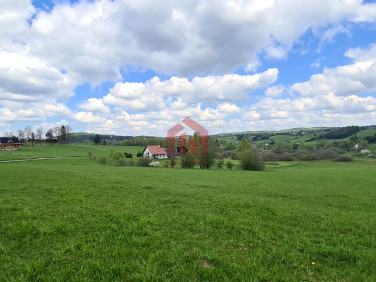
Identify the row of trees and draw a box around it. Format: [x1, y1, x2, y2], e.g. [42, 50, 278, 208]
[3, 125, 72, 146]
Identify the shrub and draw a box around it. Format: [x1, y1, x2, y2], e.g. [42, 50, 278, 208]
[333, 155, 354, 162]
[315, 148, 339, 159]
[237, 139, 264, 171]
[199, 152, 214, 169]
[109, 149, 115, 158]
[217, 158, 224, 169]
[137, 152, 142, 157]
[181, 152, 195, 168]
[295, 151, 319, 161]
[278, 153, 295, 161]
[149, 161, 160, 167]
[226, 160, 234, 170]
[239, 149, 264, 171]
[138, 157, 152, 167]
[262, 151, 279, 162]
[98, 157, 107, 164]
[221, 150, 237, 160]
[164, 161, 169, 168]
[117, 158, 127, 166]
[124, 152, 133, 158]
[128, 158, 135, 166]
[111, 151, 125, 160]
[170, 158, 177, 168]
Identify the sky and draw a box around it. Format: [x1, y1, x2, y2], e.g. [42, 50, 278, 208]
[1, 0, 376, 137]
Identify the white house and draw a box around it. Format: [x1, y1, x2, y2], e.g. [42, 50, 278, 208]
[142, 145, 168, 159]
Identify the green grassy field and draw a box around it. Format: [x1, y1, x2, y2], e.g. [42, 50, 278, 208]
[345, 129, 376, 140]
[1, 146, 376, 280]
[0, 144, 145, 161]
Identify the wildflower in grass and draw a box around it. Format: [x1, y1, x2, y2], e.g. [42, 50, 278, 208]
[312, 262, 316, 265]
[272, 240, 276, 244]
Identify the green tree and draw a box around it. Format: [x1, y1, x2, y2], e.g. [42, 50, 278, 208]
[94, 134, 101, 145]
[59, 125, 66, 145]
[199, 152, 214, 169]
[237, 138, 264, 171]
[181, 152, 195, 168]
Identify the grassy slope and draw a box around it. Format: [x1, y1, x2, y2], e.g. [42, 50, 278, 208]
[0, 144, 144, 161]
[1, 155, 376, 280]
[344, 129, 376, 140]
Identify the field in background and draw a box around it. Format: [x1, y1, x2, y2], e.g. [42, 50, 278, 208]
[0, 144, 144, 161]
[1, 146, 376, 280]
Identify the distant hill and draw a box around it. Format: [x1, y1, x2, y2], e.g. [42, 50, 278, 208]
[211, 125, 376, 145]
[70, 125, 376, 145]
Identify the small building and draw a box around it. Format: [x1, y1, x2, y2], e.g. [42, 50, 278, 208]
[142, 145, 168, 159]
[0, 137, 22, 150]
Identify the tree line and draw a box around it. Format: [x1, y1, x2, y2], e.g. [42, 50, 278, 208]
[3, 125, 72, 146]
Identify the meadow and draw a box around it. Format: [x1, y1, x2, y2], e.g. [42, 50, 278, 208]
[1, 145, 376, 280]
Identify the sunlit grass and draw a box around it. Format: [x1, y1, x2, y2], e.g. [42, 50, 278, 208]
[0, 147, 375, 280]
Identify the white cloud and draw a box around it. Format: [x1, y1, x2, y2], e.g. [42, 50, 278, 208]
[101, 69, 278, 112]
[2, 0, 376, 134]
[73, 111, 106, 123]
[320, 25, 350, 45]
[291, 45, 376, 96]
[265, 84, 285, 97]
[22, 0, 376, 80]
[217, 103, 241, 113]
[79, 98, 110, 113]
[0, 51, 75, 102]
[310, 62, 321, 68]
[0, 101, 71, 124]
[0, 0, 35, 46]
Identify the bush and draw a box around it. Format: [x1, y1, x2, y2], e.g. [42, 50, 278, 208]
[262, 151, 279, 162]
[315, 148, 339, 159]
[226, 160, 234, 170]
[199, 152, 214, 169]
[221, 150, 237, 160]
[333, 155, 354, 162]
[128, 158, 135, 166]
[217, 158, 224, 169]
[124, 152, 133, 158]
[295, 151, 319, 161]
[237, 139, 264, 171]
[240, 149, 264, 171]
[98, 157, 107, 164]
[111, 150, 125, 161]
[137, 152, 142, 157]
[149, 161, 160, 167]
[278, 153, 295, 161]
[138, 157, 152, 167]
[117, 158, 127, 166]
[181, 152, 195, 168]
[170, 158, 177, 168]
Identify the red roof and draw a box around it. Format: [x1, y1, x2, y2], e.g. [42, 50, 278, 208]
[145, 145, 167, 155]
